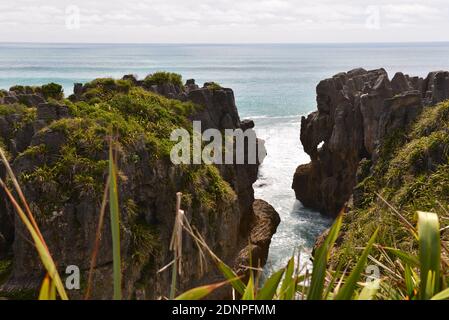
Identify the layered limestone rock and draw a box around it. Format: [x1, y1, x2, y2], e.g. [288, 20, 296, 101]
[293, 68, 449, 216]
[0, 75, 279, 299]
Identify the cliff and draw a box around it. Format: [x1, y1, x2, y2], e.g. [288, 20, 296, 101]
[293, 68, 449, 217]
[0, 73, 280, 299]
[333, 98, 449, 265]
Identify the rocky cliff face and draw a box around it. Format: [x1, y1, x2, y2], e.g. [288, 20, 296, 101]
[293, 68, 449, 216]
[0, 75, 280, 299]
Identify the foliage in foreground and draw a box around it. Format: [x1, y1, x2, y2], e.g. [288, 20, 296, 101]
[1, 136, 449, 300]
[178, 210, 448, 300]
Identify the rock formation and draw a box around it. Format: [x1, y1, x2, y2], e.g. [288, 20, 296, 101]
[0, 74, 280, 299]
[293, 68, 449, 216]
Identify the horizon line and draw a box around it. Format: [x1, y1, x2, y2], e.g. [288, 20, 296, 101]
[1, 40, 449, 46]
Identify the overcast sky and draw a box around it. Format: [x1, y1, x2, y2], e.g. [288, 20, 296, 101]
[1, 0, 448, 43]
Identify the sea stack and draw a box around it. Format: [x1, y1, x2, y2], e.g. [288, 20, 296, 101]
[293, 68, 449, 216]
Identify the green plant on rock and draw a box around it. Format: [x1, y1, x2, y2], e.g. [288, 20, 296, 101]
[41, 83, 63, 100]
[205, 82, 223, 90]
[144, 72, 183, 88]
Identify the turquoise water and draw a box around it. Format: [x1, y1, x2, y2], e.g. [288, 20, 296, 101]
[2, 42, 449, 272]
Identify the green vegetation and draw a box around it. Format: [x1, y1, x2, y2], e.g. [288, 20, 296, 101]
[205, 82, 223, 90]
[181, 165, 235, 214]
[0, 103, 29, 116]
[0, 147, 68, 300]
[177, 210, 448, 300]
[0, 74, 238, 300]
[8, 83, 63, 101]
[41, 83, 63, 100]
[109, 143, 122, 300]
[336, 101, 449, 277]
[15, 80, 205, 218]
[143, 72, 183, 88]
[0, 103, 37, 144]
[130, 220, 160, 266]
[0, 259, 12, 286]
[79, 78, 132, 103]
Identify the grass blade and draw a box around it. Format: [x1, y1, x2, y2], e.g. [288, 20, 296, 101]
[279, 257, 295, 300]
[404, 264, 416, 298]
[384, 247, 419, 267]
[417, 211, 441, 300]
[85, 176, 110, 300]
[431, 287, 449, 300]
[323, 261, 344, 300]
[335, 229, 378, 300]
[109, 142, 122, 300]
[308, 215, 343, 300]
[217, 261, 246, 295]
[38, 274, 56, 300]
[242, 272, 255, 300]
[170, 259, 178, 300]
[0, 180, 68, 300]
[0, 148, 68, 300]
[358, 279, 380, 300]
[175, 280, 228, 300]
[256, 269, 285, 300]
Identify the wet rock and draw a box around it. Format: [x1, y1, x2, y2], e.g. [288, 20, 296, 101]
[3, 96, 18, 104]
[234, 199, 280, 274]
[378, 92, 423, 142]
[14, 94, 45, 107]
[431, 71, 449, 104]
[391, 72, 413, 95]
[185, 79, 199, 92]
[240, 119, 255, 131]
[36, 103, 70, 122]
[122, 74, 138, 84]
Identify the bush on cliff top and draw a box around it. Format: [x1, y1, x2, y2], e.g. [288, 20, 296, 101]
[80, 78, 133, 103]
[143, 72, 183, 88]
[205, 82, 222, 90]
[41, 82, 63, 100]
[0, 103, 29, 116]
[8, 83, 63, 100]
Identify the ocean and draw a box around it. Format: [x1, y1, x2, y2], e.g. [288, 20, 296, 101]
[2, 42, 449, 273]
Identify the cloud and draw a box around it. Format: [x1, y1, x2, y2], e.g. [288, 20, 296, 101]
[0, 0, 448, 42]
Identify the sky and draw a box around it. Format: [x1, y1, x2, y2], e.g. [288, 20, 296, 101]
[0, 0, 448, 43]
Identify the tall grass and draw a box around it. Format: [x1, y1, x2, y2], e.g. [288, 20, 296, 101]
[0, 139, 123, 300]
[108, 141, 122, 300]
[175, 205, 447, 301]
[0, 147, 68, 300]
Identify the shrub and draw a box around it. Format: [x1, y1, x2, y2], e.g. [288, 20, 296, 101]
[144, 72, 183, 87]
[205, 82, 223, 90]
[41, 83, 63, 100]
